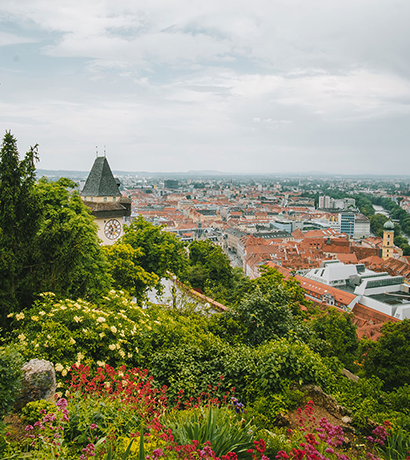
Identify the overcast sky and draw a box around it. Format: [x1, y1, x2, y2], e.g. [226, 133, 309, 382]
[1, 0, 410, 174]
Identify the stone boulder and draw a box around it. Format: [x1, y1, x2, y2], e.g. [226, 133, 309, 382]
[14, 359, 56, 411]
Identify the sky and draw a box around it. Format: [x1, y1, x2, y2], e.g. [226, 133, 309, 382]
[1, 0, 410, 175]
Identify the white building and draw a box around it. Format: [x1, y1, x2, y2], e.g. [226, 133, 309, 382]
[302, 260, 410, 320]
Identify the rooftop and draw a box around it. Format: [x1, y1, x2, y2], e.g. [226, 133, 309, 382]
[81, 156, 122, 197]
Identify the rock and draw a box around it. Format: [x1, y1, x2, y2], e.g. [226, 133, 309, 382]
[301, 385, 350, 418]
[14, 359, 56, 411]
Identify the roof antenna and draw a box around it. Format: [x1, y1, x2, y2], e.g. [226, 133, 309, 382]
[104, 145, 106, 157]
[95, 146, 98, 158]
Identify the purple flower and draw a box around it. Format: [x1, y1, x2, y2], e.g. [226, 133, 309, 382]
[56, 398, 68, 410]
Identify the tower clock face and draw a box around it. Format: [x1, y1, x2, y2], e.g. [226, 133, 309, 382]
[104, 219, 122, 240]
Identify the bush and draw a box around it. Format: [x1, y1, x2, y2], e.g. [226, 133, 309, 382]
[0, 344, 24, 419]
[20, 400, 57, 425]
[165, 405, 255, 459]
[8, 291, 161, 374]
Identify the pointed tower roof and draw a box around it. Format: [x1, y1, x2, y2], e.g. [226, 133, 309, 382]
[81, 157, 121, 197]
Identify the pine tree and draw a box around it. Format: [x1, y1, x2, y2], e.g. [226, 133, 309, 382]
[0, 131, 40, 321]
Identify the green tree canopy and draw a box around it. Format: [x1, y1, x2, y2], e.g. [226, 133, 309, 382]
[0, 132, 40, 320]
[360, 319, 410, 391]
[32, 177, 111, 300]
[312, 308, 359, 371]
[121, 216, 188, 279]
[103, 243, 159, 301]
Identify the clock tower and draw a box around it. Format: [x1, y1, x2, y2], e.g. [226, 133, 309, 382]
[81, 156, 131, 245]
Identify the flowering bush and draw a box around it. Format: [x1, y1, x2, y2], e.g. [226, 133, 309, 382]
[9, 291, 161, 373]
[20, 397, 70, 459]
[273, 401, 399, 460]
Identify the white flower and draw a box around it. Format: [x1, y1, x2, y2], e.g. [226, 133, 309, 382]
[97, 317, 106, 323]
[109, 344, 116, 351]
[55, 363, 64, 372]
[62, 369, 68, 377]
[128, 353, 133, 358]
[97, 361, 105, 367]
[119, 350, 125, 358]
[60, 306, 67, 310]
[16, 313, 25, 321]
[18, 333, 26, 341]
[99, 332, 105, 338]
[110, 326, 117, 334]
[70, 337, 76, 345]
[74, 316, 82, 323]
[39, 311, 46, 316]
[77, 352, 84, 361]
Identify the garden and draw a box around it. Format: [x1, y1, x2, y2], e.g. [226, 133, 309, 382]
[1, 132, 410, 459]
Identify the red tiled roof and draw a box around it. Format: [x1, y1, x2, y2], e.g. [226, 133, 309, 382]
[295, 275, 356, 307]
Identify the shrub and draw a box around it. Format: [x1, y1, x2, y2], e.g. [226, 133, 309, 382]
[20, 400, 56, 425]
[8, 291, 161, 373]
[0, 344, 24, 419]
[164, 405, 255, 459]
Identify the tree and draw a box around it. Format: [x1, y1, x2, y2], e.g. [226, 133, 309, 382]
[121, 216, 188, 279]
[360, 319, 410, 391]
[253, 266, 311, 314]
[0, 132, 40, 320]
[103, 243, 159, 301]
[369, 214, 388, 237]
[312, 308, 359, 370]
[188, 240, 232, 288]
[32, 177, 111, 300]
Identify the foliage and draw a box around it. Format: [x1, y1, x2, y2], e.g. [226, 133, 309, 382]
[20, 400, 56, 426]
[121, 216, 188, 279]
[185, 240, 234, 303]
[0, 344, 24, 419]
[251, 267, 311, 315]
[0, 132, 112, 323]
[369, 213, 389, 237]
[103, 243, 159, 301]
[311, 308, 359, 371]
[0, 132, 40, 321]
[8, 291, 161, 372]
[377, 425, 410, 460]
[228, 283, 313, 347]
[165, 405, 255, 459]
[149, 338, 334, 405]
[359, 319, 410, 391]
[33, 177, 111, 300]
[274, 400, 390, 460]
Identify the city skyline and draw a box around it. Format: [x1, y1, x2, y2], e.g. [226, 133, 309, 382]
[1, 0, 410, 174]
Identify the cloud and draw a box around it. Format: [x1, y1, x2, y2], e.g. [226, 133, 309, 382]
[1, 0, 410, 174]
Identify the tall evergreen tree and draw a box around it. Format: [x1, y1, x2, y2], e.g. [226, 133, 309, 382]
[0, 131, 40, 320]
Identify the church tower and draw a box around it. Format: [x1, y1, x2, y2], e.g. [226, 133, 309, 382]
[81, 156, 131, 245]
[382, 220, 395, 260]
